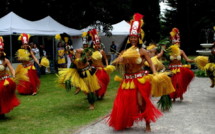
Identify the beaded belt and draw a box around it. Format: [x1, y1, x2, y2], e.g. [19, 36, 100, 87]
[0, 75, 11, 80]
[80, 66, 95, 71]
[124, 70, 149, 79]
[168, 65, 182, 68]
[22, 63, 33, 68]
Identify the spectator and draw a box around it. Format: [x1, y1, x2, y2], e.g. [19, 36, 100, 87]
[110, 41, 117, 63]
[31, 43, 41, 77]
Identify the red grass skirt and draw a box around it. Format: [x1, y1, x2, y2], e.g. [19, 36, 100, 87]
[0, 78, 20, 114]
[108, 78, 162, 131]
[95, 68, 110, 97]
[17, 65, 40, 94]
[169, 67, 194, 99]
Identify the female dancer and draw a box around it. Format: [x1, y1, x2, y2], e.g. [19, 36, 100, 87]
[108, 13, 163, 132]
[57, 33, 100, 110]
[168, 28, 194, 102]
[0, 36, 20, 119]
[88, 29, 115, 100]
[16, 33, 40, 95]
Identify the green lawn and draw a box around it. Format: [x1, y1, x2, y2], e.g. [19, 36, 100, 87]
[0, 71, 120, 134]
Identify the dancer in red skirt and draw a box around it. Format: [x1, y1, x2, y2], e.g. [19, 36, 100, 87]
[88, 29, 115, 100]
[168, 28, 195, 102]
[16, 33, 40, 95]
[0, 36, 20, 119]
[108, 13, 162, 132]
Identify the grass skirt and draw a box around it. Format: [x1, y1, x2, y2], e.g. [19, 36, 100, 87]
[17, 65, 40, 94]
[169, 67, 194, 99]
[95, 68, 110, 98]
[0, 78, 20, 114]
[108, 76, 162, 130]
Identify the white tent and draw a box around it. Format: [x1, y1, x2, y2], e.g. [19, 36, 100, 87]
[111, 20, 130, 35]
[0, 12, 82, 61]
[0, 12, 82, 36]
[81, 20, 130, 53]
[0, 12, 42, 35]
[100, 20, 130, 54]
[34, 16, 83, 48]
[34, 16, 82, 36]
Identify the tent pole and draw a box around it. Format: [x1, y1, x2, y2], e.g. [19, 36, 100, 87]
[53, 37, 55, 61]
[10, 35, 13, 62]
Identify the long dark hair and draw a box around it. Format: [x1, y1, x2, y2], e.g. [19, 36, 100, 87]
[0, 51, 6, 61]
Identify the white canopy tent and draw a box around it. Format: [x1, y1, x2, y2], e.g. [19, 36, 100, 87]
[0, 12, 82, 61]
[34, 16, 83, 49]
[0, 11, 82, 36]
[101, 20, 130, 53]
[81, 20, 130, 53]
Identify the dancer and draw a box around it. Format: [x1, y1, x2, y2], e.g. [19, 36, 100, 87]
[194, 42, 215, 88]
[167, 28, 194, 102]
[0, 36, 20, 119]
[57, 32, 100, 110]
[88, 29, 115, 100]
[144, 43, 174, 111]
[108, 13, 174, 132]
[16, 33, 40, 95]
[145, 42, 166, 72]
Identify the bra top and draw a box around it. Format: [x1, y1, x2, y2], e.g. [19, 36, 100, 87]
[170, 55, 181, 61]
[0, 60, 5, 71]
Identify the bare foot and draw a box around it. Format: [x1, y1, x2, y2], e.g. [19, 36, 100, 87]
[180, 96, 183, 101]
[145, 122, 151, 132]
[74, 88, 81, 95]
[32, 92, 37, 96]
[172, 98, 176, 103]
[89, 105, 95, 110]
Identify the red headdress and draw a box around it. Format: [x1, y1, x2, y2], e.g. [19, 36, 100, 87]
[170, 27, 180, 45]
[0, 36, 4, 50]
[128, 13, 145, 44]
[18, 33, 31, 44]
[88, 29, 100, 45]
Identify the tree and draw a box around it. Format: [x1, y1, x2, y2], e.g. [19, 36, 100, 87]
[162, 0, 215, 55]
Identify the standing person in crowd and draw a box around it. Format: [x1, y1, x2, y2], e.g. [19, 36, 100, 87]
[167, 28, 194, 102]
[64, 37, 73, 68]
[31, 43, 41, 77]
[88, 29, 115, 100]
[56, 41, 67, 69]
[108, 13, 162, 132]
[110, 41, 117, 63]
[0, 36, 20, 119]
[16, 33, 40, 96]
[39, 44, 50, 75]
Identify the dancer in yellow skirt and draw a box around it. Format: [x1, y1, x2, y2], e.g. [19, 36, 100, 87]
[57, 33, 100, 110]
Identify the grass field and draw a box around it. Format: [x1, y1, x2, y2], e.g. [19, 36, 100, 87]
[0, 71, 120, 134]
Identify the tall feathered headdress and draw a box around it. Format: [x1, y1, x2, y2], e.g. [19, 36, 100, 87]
[128, 13, 145, 44]
[55, 33, 72, 44]
[0, 36, 4, 50]
[88, 29, 100, 45]
[18, 33, 31, 44]
[170, 27, 180, 45]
